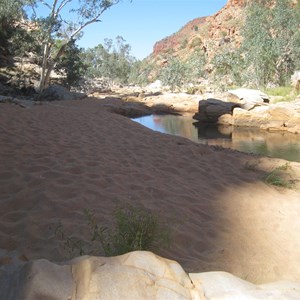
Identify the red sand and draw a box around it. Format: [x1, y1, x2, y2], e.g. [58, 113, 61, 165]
[1, 99, 300, 284]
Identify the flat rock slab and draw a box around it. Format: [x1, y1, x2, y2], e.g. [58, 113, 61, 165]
[228, 88, 270, 110]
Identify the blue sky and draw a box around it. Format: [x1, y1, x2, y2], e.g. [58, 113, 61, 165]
[76, 0, 228, 59]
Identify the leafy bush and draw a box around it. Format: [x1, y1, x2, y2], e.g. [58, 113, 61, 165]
[190, 37, 202, 48]
[264, 163, 295, 188]
[54, 203, 172, 257]
[55, 40, 88, 90]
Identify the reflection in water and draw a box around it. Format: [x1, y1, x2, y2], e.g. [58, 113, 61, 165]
[132, 114, 300, 162]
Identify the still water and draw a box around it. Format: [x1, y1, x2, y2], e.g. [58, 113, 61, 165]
[132, 114, 300, 162]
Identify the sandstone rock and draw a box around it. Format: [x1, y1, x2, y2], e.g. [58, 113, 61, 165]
[145, 92, 200, 113]
[291, 71, 300, 90]
[190, 272, 300, 300]
[36, 84, 87, 101]
[0, 251, 202, 300]
[217, 113, 233, 125]
[232, 106, 269, 128]
[230, 101, 300, 133]
[286, 114, 300, 134]
[228, 88, 270, 110]
[193, 98, 240, 123]
[2, 251, 300, 300]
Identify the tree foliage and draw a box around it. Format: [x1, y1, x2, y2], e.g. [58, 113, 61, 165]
[26, 0, 125, 91]
[159, 57, 188, 91]
[211, 49, 243, 87]
[185, 49, 207, 82]
[0, 0, 36, 57]
[55, 40, 87, 89]
[241, 0, 300, 87]
[83, 36, 136, 84]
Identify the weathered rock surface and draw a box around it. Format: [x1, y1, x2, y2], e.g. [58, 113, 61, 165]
[193, 98, 240, 123]
[228, 88, 270, 110]
[36, 84, 87, 101]
[231, 100, 300, 133]
[2, 251, 300, 300]
[144, 92, 200, 113]
[192, 94, 300, 133]
[191, 272, 300, 300]
[1, 251, 200, 300]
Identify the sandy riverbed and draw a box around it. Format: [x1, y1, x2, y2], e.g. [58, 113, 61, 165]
[1, 98, 300, 284]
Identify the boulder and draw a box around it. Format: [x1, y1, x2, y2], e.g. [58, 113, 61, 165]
[0, 251, 201, 300]
[193, 98, 240, 123]
[2, 251, 300, 299]
[228, 88, 270, 110]
[36, 84, 86, 101]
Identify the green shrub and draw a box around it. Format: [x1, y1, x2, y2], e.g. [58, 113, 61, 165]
[54, 203, 172, 257]
[180, 38, 188, 50]
[186, 86, 203, 95]
[190, 37, 202, 48]
[263, 163, 295, 188]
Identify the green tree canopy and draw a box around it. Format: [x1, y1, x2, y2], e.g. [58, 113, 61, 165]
[83, 36, 136, 84]
[25, 0, 127, 91]
[241, 0, 300, 87]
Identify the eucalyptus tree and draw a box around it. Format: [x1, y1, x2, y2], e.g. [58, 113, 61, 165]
[27, 0, 127, 91]
[54, 40, 87, 89]
[159, 57, 188, 91]
[84, 36, 136, 84]
[241, 0, 300, 87]
[0, 0, 34, 56]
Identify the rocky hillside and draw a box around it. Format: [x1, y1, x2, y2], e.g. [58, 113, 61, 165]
[150, 0, 247, 63]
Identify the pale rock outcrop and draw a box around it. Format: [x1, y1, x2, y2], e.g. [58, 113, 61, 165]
[232, 106, 270, 128]
[228, 88, 270, 110]
[2, 251, 300, 299]
[231, 100, 300, 133]
[191, 272, 300, 300]
[0, 251, 203, 300]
